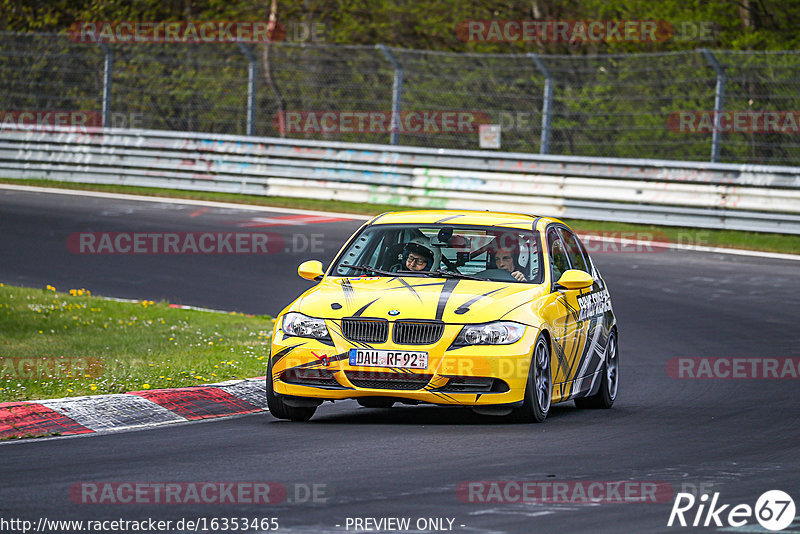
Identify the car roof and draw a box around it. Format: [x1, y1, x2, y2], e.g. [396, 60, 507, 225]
[368, 210, 562, 230]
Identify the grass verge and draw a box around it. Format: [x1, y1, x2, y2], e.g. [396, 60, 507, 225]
[0, 283, 273, 402]
[2, 178, 798, 255]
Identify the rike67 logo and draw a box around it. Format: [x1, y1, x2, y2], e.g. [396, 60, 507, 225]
[668, 490, 796, 531]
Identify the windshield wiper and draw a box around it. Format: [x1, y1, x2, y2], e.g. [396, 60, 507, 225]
[339, 263, 395, 276]
[428, 269, 486, 281]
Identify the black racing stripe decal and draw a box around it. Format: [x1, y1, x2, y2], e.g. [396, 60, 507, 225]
[564, 318, 586, 393]
[291, 351, 350, 370]
[569, 316, 604, 395]
[434, 214, 465, 224]
[341, 278, 355, 306]
[271, 343, 305, 365]
[428, 390, 459, 403]
[387, 281, 448, 290]
[369, 213, 388, 224]
[328, 321, 374, 349]
[561, 289, 591, 393]
[551, 334, 570, 381]
[454, 288, 503, 315]
[352, 298, 380, 317]
[435, 278, 461, 321]
[393, 278, 423, 302]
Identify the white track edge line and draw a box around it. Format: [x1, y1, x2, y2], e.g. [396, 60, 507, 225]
[0, 183, 371, 220]
[3, 183, 798, 261]
[3, 183, 797, 261]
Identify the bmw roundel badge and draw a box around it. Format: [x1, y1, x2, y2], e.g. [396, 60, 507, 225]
[388, 310, 400, 316]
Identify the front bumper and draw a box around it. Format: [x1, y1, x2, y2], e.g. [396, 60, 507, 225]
[269, 322, 538, 406]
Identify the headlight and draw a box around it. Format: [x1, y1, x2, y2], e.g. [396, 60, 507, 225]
[454, 321, 526, 346]
[281, 312, 330, 340]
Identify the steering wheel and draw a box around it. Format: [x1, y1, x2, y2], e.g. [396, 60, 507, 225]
[474, 268, 517, 282]
[381, 243, 407, 271]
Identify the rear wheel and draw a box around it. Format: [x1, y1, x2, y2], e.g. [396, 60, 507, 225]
[575, 329, 618, 409]
[266, 358, 317, 421]
[509, 333, 551, 423]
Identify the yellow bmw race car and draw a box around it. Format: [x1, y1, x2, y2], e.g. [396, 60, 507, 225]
[267, 210, 618, 423]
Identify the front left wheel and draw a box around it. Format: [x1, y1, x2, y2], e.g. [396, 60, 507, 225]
[509, 333, 551, 423]
[266, 358, 317, 422]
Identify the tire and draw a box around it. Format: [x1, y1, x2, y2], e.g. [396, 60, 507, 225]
[509, 333, 551, 423]
[575, 329, 618, 409]
[266, 357, 317, 422]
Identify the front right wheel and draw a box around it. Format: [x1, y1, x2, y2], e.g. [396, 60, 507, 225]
[266, 357, 317, 422]
[509, 333, 551, 423]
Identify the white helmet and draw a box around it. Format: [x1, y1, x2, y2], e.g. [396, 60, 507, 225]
[402, 236, 441, 271]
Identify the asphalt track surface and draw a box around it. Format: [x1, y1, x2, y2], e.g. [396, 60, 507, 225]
[1, 188, 799, 533]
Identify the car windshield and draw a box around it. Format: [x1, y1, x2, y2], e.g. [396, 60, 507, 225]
[331, 223, 543, 283]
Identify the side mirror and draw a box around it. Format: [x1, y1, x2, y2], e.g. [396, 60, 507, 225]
[555, 269, 594, 290]
[298, 260, 324, 281]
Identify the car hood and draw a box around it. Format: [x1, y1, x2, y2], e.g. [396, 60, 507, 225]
[288, 276, 545, 324]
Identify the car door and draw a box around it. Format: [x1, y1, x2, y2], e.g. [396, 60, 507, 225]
[540, 225, 594, 401]
[556, 227, 610, 389]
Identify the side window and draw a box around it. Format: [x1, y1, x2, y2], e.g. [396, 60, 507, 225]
[547, 228, 570, 283]
[558, 228, 590, 273]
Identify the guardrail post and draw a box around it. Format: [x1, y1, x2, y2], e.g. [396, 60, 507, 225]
[377, 44, 403, 145]
[700, 49, 726, 163]
[238, 43, 258, 136]
[528, 53, 553, 155]
[100, 43, 113, 128]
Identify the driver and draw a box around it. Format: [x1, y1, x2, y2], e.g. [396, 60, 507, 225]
[403, 242, 434, 272]
[494, 247, 526, 281]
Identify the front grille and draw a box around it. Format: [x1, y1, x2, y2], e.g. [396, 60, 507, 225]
[346, 371, 432, 390]
[393, 321, 444, 345]
[281, 368, 342, 388]
[341, 318, 389, 343]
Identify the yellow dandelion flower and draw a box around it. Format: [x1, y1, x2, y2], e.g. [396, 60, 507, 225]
[142, 383, 150, 389]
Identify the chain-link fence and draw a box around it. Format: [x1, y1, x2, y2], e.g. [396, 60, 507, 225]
[2, 32, 799, 166]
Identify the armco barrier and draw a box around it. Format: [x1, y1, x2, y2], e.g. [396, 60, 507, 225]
[1, 125, 799, 234]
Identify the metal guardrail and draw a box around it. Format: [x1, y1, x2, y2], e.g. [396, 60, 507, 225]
[1, 125, 799, 234]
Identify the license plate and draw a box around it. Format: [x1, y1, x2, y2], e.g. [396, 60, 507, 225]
[348, 348, 428, 369]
